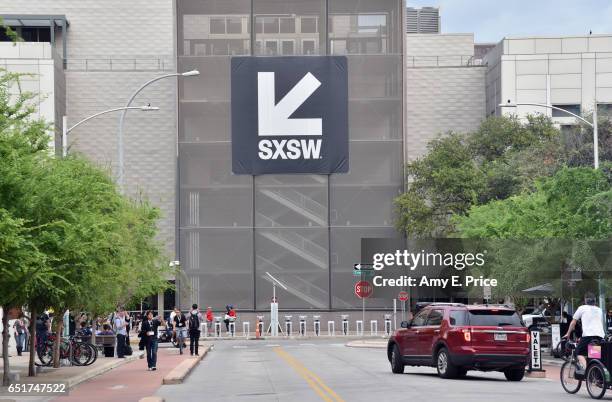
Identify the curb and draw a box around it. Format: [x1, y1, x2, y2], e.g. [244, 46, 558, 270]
[67, 351, 144, 389]
[162, 345, 211, 385]
[138, 397, 164, 402]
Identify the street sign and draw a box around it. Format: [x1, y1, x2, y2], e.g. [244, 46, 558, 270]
[483, 284, 492, 300]
[231, 56, 348, 174]
[398, 291, 409, 302]
[355, 281, 373, 299]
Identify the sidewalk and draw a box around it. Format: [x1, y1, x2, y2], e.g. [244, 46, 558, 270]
[51, 345, 210, 402]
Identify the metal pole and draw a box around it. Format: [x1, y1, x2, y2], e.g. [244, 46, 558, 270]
[62, 115, 67, 157]
[593, 100, 599, 169]
[393, 299, 397, 331]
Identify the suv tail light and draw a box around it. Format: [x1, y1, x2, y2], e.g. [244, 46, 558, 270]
[462, 328, 471, 342]
[525, 332, 530, 343]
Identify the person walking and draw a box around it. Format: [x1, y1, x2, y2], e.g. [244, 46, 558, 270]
[13, 313, 28, 356]
[188, 304, 202, 356]
[173, 309, 187, 355]
[114, 308, 128, 358]
[205, 307, 213, 336]
[141, 310, 164, 371]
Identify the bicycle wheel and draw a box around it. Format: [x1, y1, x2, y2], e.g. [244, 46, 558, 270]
[586, 362, 607, 400]
[71, 343, 93, 366]
[83, 342, 98, 366]
[560, 360, 582, 394]
[37, 343, 53, 366]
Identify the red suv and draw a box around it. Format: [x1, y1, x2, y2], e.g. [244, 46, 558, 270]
[387, 303, 530, 381]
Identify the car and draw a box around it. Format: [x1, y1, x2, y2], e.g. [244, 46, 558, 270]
[387, 303, 530, 381]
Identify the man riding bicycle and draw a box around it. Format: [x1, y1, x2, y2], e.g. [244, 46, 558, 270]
[563, 292, 605, 375]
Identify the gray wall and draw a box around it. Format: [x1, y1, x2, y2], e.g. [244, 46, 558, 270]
[177, 0, 404, 311]
[2, 0, 177, 254]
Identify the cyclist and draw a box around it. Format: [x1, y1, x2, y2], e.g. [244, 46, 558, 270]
[563, 292, 605, 375]
[173, 309, 188, 355]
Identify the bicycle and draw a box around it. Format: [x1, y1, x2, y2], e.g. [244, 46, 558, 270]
[37, 333, 98, 367]
[559, 339, 582, 394]
[559, 336, 612, 399]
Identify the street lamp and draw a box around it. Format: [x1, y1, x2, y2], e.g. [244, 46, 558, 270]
[62, 105, 159, 157]
[117, 70, 200, 188]
[499, 100, 599, 169]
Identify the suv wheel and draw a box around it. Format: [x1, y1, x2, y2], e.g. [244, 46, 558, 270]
[390, 344, 404, 374]
[504, 367, 525, 381]
[436, 348, 458, 379]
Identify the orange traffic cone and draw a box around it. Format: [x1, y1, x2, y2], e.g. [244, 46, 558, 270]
[255, 321, 260, 339]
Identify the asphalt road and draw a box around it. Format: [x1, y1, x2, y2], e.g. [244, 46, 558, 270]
[156, 338, 608, 402]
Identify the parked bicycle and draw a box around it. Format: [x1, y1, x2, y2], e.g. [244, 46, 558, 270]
[37, 333, 98, 367]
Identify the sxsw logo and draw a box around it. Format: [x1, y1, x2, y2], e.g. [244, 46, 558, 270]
[231, 56, 348, 174]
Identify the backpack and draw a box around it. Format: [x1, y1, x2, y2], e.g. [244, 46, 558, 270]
[189, 313, 200, 331]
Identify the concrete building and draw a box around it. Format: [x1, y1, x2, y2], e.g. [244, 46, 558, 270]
[484, 35, 612, 126]
[405, 33, 486, 160]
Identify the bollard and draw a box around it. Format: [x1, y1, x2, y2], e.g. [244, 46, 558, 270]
[257, 315, 264, 337]
[341, 315, 349, 336]
[203, 322, 209, 337]
[299, 315, 307, 336]
[229, 322, 236, 337]
[370, 320, 378, 336]
[313, 315, 321, 336]
[328, 321, 335, 336]
[356, 320, 363, 336]
[384, 314, 392, 336]
[285, 315, 293, 337]
[214, 316, 222, 337]
[243, 321, 250, 338]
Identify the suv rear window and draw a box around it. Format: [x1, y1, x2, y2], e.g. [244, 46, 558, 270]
[468, 310, 523, 326]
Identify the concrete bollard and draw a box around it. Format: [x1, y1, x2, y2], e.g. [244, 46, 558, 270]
[313, 315, 321, 336]
[285, 315, 292, 337]
[370, 320, 378, 336]
[299, 315, 307, 336]
[328, 321, 335, 336]
[341, 315, 349, 336]
[243, 321, 250, 338]
[257, 315, 264, 337]
[229, 322, 235, 337]
[214, 316, 222, 338]
[356, 320, 363, 336]
[384, 314, 392, 336]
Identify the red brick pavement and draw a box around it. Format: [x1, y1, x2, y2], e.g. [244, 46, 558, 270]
[52, 347, 194, 402]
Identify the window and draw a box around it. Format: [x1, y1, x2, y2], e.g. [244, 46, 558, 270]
[426, 310, 444, 326]
[263, 17, 279, 33]
[281, 40, 294, 55]
[552, 104, 581, 118]
[210, 18, 226, 34]
[411, 309, 429, 327]
[265, 40, 278, 55]
[301, 17, 317, 33]
[280, 18, 295, 33]
[598, 103, 612, 117]
[227, 17, 242, 34]
[449, 310, 468, 326]
[468, 310, 523, 326]
[302, 40, 316, 55]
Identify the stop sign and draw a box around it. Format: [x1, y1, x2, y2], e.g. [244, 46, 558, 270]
[355, 281, 373, 299]
[398, 291, 409, 302]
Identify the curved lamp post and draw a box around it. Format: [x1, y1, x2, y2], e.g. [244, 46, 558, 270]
[117, 70, 200, 188]
[499, 101, 599, 169]
[62, 105, 159, 157]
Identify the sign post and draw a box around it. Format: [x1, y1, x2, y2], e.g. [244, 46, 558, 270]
[398, 291, 408, 322]
[528, 330, 546, 376]
[355, 279, 373, 335]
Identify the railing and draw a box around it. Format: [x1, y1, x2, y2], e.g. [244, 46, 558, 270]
[407, 54, 485, 68]
[65, 57, 174, 72]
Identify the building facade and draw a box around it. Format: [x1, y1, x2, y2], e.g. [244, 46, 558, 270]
[176, 0, 405, 311]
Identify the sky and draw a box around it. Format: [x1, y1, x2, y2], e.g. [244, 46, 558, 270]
[408, 0, 612, 43]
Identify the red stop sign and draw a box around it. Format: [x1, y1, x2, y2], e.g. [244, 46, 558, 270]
[398, 291, 409, 302]
[355, 281, 373, 299]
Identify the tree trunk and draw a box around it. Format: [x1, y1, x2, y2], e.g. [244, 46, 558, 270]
[52, 319, 63, 368]
[2, 307, 11, 386]
[28, 306, 36, 377]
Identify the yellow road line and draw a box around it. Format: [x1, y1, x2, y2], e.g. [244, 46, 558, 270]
[274, 347, 345, 402]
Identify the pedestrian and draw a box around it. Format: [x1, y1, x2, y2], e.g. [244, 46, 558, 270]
[12, 313, 28, 357]
[114, 308, 128, 358]
[205, 307, 213, 336]
[140, 310, 164, 371]
[173, 308, 187, 355]
[188, 304, 202, 356]
[223, 305, 236, 332]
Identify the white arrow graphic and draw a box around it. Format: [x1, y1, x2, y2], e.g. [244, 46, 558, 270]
[258, 71, 322, 136]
